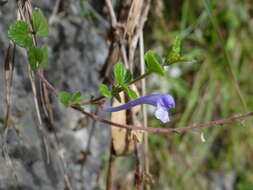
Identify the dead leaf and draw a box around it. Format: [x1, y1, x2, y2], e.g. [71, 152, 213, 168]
[111, 84, 143, 156]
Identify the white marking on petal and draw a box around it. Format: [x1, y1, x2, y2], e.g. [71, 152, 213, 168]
[155, 107, 170, 123]
[200, 132, 206, 142]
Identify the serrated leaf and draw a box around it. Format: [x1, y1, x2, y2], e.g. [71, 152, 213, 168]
[28, 47, 43, 70]
[123, 85, 138, 99]
[114, 62, 127, 85]
[167, 53, 180, 65]
[8, 21, 33, 48]
[124, 69, 132, 84]
[167, 54, 194, 65]
[113, 62, 133, 85]
[58, 92, 71, 107]
[172, 36, 181, 54]
[71, 91, 84, 103]
[28, 46, 48, 71]
[99, 84, 112, 98]
[33, 9, 49, 37]
[145, 50, 165, 76]
[153, 51, 163, 65]
[167, 36, 185, 65]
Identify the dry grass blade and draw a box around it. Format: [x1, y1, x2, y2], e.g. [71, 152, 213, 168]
[104, 0, 117, 28]
[125, 0, 144, 37]
[139, 30, 151, 190]
[128, 0, 150, 68]
[2, 41, 19, 187]
[4, 42, 15, 130]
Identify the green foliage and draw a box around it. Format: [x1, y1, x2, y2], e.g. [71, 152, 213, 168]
[58, 91, 84, 107]
[70, 91, 84, 103]
[28, 46, 48, 71]
[8, 21, 33, 48]
[112, 62, 138, 99]
[113, 62, 132, 85]
[145, 50, 165, 76]
[99, 84, 112, 98]
[58, 92, 72, 107]
[8, 9, 49, 72]
[122, 85, 138, 99]
[166, 36, 194, 65]
[144, 0, 253, 189]
[172, 36, 181, 54]
[32, 9, 49, 37]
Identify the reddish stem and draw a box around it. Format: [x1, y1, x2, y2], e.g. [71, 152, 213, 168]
[36, 68, 253, 134]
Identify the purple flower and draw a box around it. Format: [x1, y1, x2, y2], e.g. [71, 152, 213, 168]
[104, 94, 175, 123]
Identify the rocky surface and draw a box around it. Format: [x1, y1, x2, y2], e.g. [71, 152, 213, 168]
[0, 1, 110, 189]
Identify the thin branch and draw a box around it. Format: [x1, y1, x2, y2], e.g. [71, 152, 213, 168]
[134, 141, 142, 190]
[35, 65, 253, 134]
[106, 144, 116, 190]
[139, 30, 150, 190]
[79, 71, 151, 105]
[37, 72, 59, 96]
[72, 105, 253, 133]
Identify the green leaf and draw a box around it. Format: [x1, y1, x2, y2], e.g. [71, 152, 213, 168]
[145, 50, 165, 76]
[27, 46, 48, 71]
[99, 84, 112, 98]
[123, 85, 138, 99]
[177, 56, 195, 63]
[8, 21, 33, 48]
[28, 47, 43, 70]
[58, 92, 71, 107]
[153, 51, 163, 65]
[71, 91, 84, 103]
[40, 46, 48, 69]
[124, 69, 132, 84]
[113, 62, 133, 85]
[114, 62, 126, 85]
[33, 9, 49, 37]
[172, 36, 181, 54]
[166, 36, 188, 65]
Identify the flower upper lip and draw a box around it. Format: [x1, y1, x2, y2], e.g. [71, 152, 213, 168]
[103, 94, 175, 123]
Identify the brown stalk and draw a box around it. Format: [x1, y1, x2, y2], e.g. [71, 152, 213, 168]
[4, 42, 15, 130]
[3, 41, 19, 187]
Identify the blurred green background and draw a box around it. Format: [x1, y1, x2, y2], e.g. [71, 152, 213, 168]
[143, 0, 253, 189]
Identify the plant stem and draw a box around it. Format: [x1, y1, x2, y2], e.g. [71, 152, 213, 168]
[81, 71, 152, 105]
[128, 71, 151, 85]
[72, 105, 253, 134]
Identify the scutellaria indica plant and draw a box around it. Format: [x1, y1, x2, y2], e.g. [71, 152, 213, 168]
[7, 7, 193, 124]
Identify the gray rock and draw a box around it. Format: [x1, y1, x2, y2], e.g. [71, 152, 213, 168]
[0, 1, 110, 189]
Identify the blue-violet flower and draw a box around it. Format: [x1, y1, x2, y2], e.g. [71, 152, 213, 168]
[104, 94, 175, 123]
